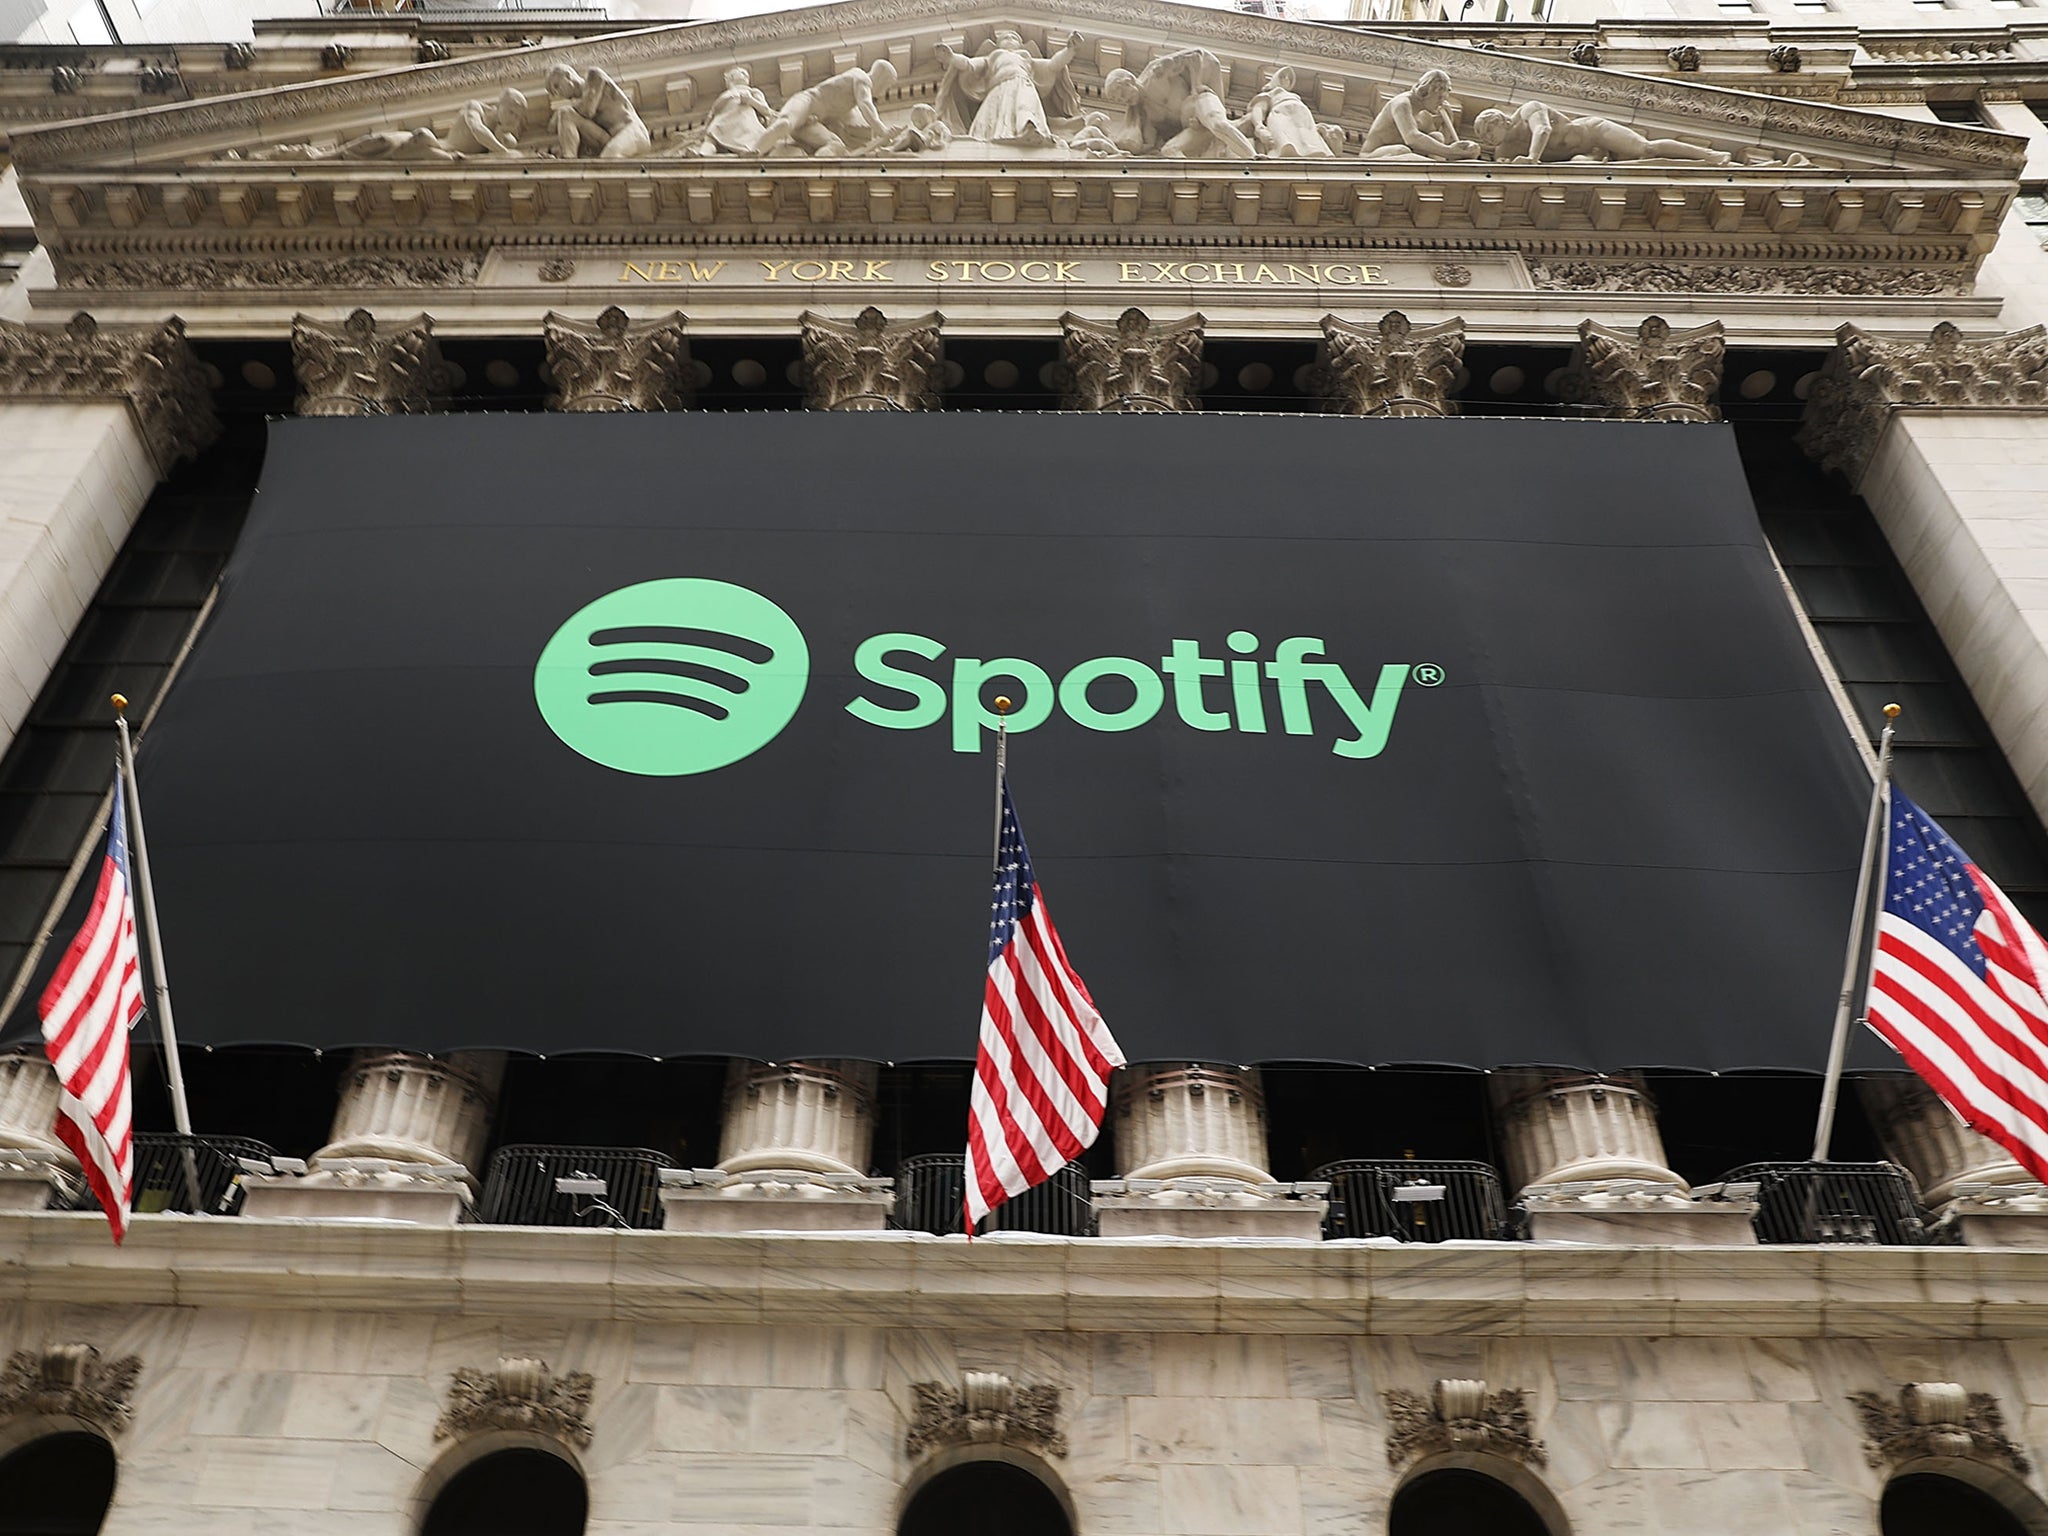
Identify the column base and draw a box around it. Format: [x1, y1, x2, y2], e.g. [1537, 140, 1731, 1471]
[1092, 1177, 1329, 1239]
[0, 1150, 77, 1211]
[1522, 1180, 1758, 1245]
[659, 1168, 894, 1233]
[1941, 1184, 2048, 1248]
[238, 1159, 473, 1224]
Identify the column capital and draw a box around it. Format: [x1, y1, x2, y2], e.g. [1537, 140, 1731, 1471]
[1558, 315, 1725, 422]
[543, 306, 694, 412]
[291, 308, 445, 417]
[1058, 308, 1204, 413]
[798, 306, 944, 411]
[1315, 310, 1465, 418]
[0, 311, 219, 475]
[1798, 321, 2048, 484]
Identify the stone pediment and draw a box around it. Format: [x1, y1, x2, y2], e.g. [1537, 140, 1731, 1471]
[3, 0, 2023, 312]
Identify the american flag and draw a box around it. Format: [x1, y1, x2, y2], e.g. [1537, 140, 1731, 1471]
[37, 776, 141, 1242]
[966, 786, 1124, 1229]
[1866, 789, 2048, 1182]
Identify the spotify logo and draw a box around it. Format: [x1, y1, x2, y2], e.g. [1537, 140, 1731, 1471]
[533, 578, 809, 776]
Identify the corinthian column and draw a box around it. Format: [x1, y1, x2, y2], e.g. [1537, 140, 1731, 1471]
[661, 1060, 892, 1232]
[542, 306, 693, 411]
[0, 1049, 76, 1210]
[290, 309, 445, 416]
[1315, 311, 1464, 417]
[0, 313, 217, 763]
[1058, 309, 1204, 412]
[240, 1050, 502, 1224]
[1094, 1065, 1326, 1238]
[799, 307, 943, 410]
[1557, 316, 1725, 421]
[1859, 1075, 2042, 1211]
[1492, 1073, 1756, 1244]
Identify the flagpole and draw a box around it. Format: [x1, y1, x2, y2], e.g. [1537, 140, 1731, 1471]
[1813, 701, 1901, 1162]
[110, 695, 198, 1155]
[991, 696, 1011, 872]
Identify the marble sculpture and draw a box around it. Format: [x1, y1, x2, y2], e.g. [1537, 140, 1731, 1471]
[223, 48, 1746, 169]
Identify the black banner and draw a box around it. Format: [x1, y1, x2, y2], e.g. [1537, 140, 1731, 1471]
[69, 413, 1876, 1068]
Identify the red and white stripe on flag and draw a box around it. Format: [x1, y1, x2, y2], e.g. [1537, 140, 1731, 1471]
[37, 778, 141, 1243]
[966, 788, 1125, 1229]
[1866, 790, 2048, 1185]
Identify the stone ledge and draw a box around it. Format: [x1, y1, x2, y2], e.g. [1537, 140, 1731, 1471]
[3, 1210, 2047, 1335]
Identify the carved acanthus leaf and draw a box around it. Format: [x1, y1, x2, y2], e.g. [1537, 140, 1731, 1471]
[0, 1346, 142, 1435]
[1058, 308, 1203, 413]
[1316, 311, 1464, 418]
[1383, 1380, 1546, 1469]
[436, 1357, 594, 1448]
[799, 306, 944, 411]
[291, 308, 446, 417]
[59, 255, 483, 293]
[1557, 315, 1724, 422]
[907, 1373, 1066, 1460]
[1851, 1384, 2030, 1475]
[1527, 262, 1961, 298]
[1797, 322, 2048, 482]
[0, 311, 218, 473]
[544, 306, 692, 411]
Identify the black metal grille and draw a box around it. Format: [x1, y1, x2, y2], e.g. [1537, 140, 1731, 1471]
[1313, 1159, 1518, 1242]
[129, 1133, 277, 1216]
[1721, 1160, 1936, 1245]
[891, 1153, 1096, 1236]
[477, 1144, 673, 1229]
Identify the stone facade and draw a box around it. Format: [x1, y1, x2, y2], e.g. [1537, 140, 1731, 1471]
[5, 1, 2048, 1533]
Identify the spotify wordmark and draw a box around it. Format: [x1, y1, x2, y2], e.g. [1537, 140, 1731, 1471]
[534, 578, 1437, 776]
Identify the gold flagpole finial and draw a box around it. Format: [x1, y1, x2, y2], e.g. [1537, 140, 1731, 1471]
[1883, 702, 1901, 719]
[110, 694, 128, 715]
[994, 696, 1012, 715]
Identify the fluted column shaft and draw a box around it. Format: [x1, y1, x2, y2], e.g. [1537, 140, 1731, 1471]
[717, 1059, 876, 1177]
[316, 1050, 503, 1170]
[1112, 1064, 1274, 1183]
[1860, 1075, 2035, 1206]
[1491, 1073, 1686, 1194]
[0, 1048, 72, 1162]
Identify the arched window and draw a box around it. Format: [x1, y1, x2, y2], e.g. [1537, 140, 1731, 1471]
[420, 1447, 587, 1536]
[901, 1460, 1072, 1536]
[1882, 1472, 2038, 1536]
[1389, 1467, 1553, 1536]
[0, 1431, 117, 1536]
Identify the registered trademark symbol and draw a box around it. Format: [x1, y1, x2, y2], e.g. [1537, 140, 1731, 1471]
[1413, 663, 1446, 687]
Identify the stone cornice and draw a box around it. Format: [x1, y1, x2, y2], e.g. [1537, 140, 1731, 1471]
[5, 0, 2023, 176]
[7, 1211, 2048, 1336]
[0, 310, 219, 473]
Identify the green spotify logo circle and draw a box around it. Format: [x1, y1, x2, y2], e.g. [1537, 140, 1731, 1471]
[534, 578, 810, 776]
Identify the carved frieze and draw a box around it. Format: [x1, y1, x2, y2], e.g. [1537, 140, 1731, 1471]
[1058, 308, 1203, 413]
[1557, 316, 1725, 422]
[1527, 262, 1961, 297]
[543, 306, 692, 411]
[0, 311, 219, 473]
[291, 309, 446, 417]
[436, 1358, 594, 1448]
[907, 1373, 1066, 1460]
[58, 255, 484, 292]
[0, 1345, 141, 1435]
[1383, 1380, 1547, 1468]
[1852, 1384, 2030, 1475]
[1797, 321, 2048, 481]
[1316, 310, 1464, 418]
[799, 306, 944, 411]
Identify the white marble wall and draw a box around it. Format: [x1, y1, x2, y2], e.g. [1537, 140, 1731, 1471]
[1857, 409, 2048, 833]
[8, 1297, 2048, 1536]
[0, 400, 158, 758]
